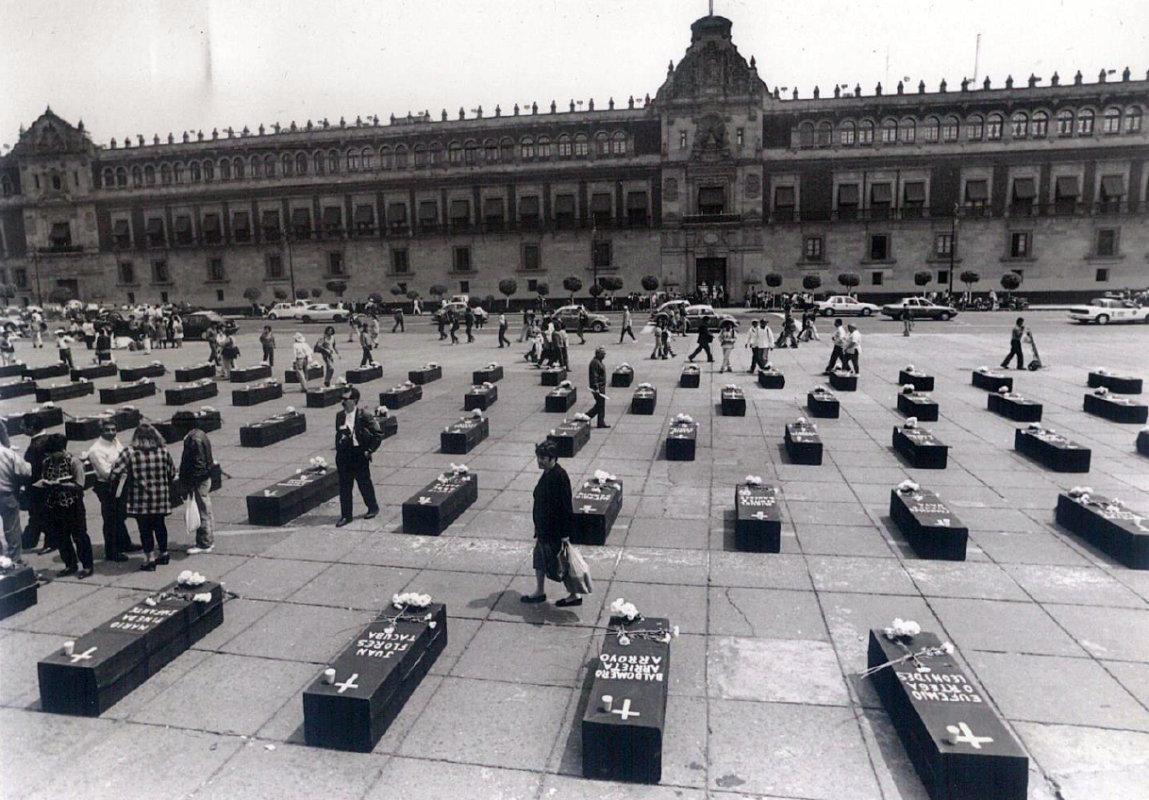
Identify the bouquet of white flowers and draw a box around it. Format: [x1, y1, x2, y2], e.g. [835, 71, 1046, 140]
[896, 479, 920, 494]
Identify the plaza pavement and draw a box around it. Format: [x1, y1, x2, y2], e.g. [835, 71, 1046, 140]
[1, 309, 1147, 800]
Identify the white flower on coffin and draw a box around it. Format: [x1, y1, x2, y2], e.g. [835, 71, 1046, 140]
[977, 366, 990, 372]
[572, 412, 590, 422]
[939, 641, 955, 654]
[1095, 368, 1108, 375]
[335, 376, 348, 386]
[449, 463, 470, 475]
[486, 362, 499, 370]
[192, 592, 213, 603]
[674, 413, 694, 424]
[177, 570, 206, 587]
[902, 384, 915, 394]
[470, 409, 484, 420]
[998, 386, 1010, 394]
[144, 596, 157, 606]
[617, 362, 631, 370]
[392, 592, 432, 609]
[897, 479, 920, 494]
[0, 555, 13, 570]
[593, 469, 617, 484]
[285, 406, 296, 414]
[151, 360, 162, 365]
[637, 382, 653, 389]
[425, 362, 440, 369]
[79, 377, 90, 383]
[744, 475, 762, 486]
[904, 417, 918, 429]
[1094, 387, 1110, 397]
[904, 364, 915, 372]
[1067, 486, 1094, 499]
[559, 380, 573, 389]
[796, 416, 809, 426]
[375, 406, 390, 418]
[481, 381, 494, 389]
[725, 383, 738, 390]
[200, 406, 217, 413]
[883, 618, 921, 640]
[610, 597, 640, 622]
[41, 401, 56, 408]
[1027, 422, 1042, 431]
[309, 456, 328, 470]
[617, 634, 631, 646]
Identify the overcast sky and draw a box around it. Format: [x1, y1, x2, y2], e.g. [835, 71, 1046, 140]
[2, 0, 1145, 150]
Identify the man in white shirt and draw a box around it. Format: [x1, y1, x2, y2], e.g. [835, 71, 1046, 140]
[745, 320, 762, 372]
[87, 419, 136, 561]
[0, 421, 31, 562]
[844, 324, 862, 374]
[824, 319, 847, 374]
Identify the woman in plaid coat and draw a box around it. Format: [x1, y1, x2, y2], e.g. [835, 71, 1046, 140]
[109, 423, 176, 571]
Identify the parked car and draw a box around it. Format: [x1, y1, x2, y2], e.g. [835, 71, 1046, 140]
[813, 295, 882, 317]
[432, 301, 487, 324]
[650, 300, 690, 321]
[683, 304, 738, 331]
[182, 311, 237, 339]
[880, 297, 959, 320]
[265, 301, 310, 320]
[298, 303, 350, 323]
[546, 305, 610, 332]
[1068, 298, 1149, 325]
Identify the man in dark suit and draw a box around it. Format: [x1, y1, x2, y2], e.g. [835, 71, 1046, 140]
[586, 346, 609, 429]
[522, 440, 580, 607]
[334, 387, 382, 527]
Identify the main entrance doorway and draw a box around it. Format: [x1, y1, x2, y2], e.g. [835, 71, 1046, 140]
[695, 257, 727, 294]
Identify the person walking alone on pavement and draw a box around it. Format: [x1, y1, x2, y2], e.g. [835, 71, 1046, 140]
[618, 306, 635, 343]
[292, 333, 314, 392]
[521, 440, 581, 607]
[497, 313, 510, 347]
[180, 428, 215, 554]
[688, 323, 714, 363]
[586, 346, 610, 429]
[824, 319, 846, 373]
[1001, 317, 1027, 369]
[902, 307, 914, 337]
[392, 307, 405, 333]
[718, 320, 737, 372]
[334, 387, 382, 527]
[464, 306, 475, 343]
[576, 308, 588, 345]
[260, 325, 276, 366]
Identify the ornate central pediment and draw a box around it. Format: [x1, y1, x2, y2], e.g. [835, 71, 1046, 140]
[11, 108, 93, 158]
[654, 16, 766, 106]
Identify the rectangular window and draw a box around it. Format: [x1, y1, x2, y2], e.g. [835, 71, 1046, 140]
[522, 243, 540, 271]
[527, 279, 538, 292]
[869, 234, 890, 261]
[145, 217, 165, 246]
[626, 191, 649, 226]
[453, 246, 472, 272]
[1009, 232, 1031, 258]
[322, 206, 343, 235]
[216, 289, 224, 303]
[519, 195, 541, 227]
[869, 183, 892, 218]
[391, 248, 409, 274]
[160, 291, 169, 304]
[174, 215, 192, 245]
[458, 280, 470, 294]
[698, 186, 726, 215]
[553, 194, 575, 227]
[1095, 268, 1109, 282]
[202, 213, 222, 244]
[483, 197, 505, 230]
[592, 240, 612, 268]
[207, 257, 226, 282]
[418, 200, 439, 231]
[118, 261, 136, 284]
[902, 181, 926, 209]
[1099, 175, 1125, 211]
[45, 221, 71, 249]
[327, 252, 346, 276]
[265, 253, 284, 280]
[1096, 229, 1118, 257]
[112, 218, 131, 247]
[836, 183, 859, 219]
[937, 270, 949, 285]
[151, 259, 170, 284]
[387, 202, 409, 232]
[354, 204, 375, 235]
[803, 236, 823, 261]
[261, 210, 281, 239]
[449, 199, 471, 230]
[1011, 177, 1036, 213]
[126, 291, 135, 304]
[934, 233, 953, 257]
[12, 268, 28, 289]
[773, 185, 795, 221]
[291, 208, 311, 238]
[964, 179, 989, 206]
[232, 212, 251, 243]
[871, 271, 884, 286]
[590, 192, 613, 225]
[1054, 176, 1080, 213]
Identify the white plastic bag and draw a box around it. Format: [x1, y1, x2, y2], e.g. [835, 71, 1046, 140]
[185, 497, 202, 535]
[562, 542, 593, 595]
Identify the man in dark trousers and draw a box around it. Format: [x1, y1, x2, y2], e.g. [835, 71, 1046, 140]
[437, 311, 447, 341]
[576, 308, 588, 344]
[687, 323, 714, 362]
[586, 346, 609, 429]
[180, 428, 216, 554]
[618, 305, 635, 342]
[448, 310, 460, 344]
[392, 307, 405, 333]
[497, 313, 510, 348]
[334, 387, 382, 527]
[521, 440, 581, 607]
[464, 306, 476, 343]
[824, 318, 846, 373]
[1001, 317, 1027, 369]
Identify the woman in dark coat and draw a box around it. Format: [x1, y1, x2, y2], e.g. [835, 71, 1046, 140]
[522, 441, 581, 607]
[37, 433, 93, 578]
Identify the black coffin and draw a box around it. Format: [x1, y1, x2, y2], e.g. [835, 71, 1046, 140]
[306, 385, 344, 408]
[379, 383, 422, 409]
[229, 364, 272, 383]
[0, 379, 36, 399]
[246, 466, 340, 526]
[108, 406, 142, 431]
[679, 365, 700, 388]
[119, 363, 165, 381]
[65, 414, 111, 441]
[1138, 430, 1149, 457]
[547, 418, 591, 458]
[867, 630, 1028, 800]
[898, 392, 939, 422]
[0, 362, 26, 378]
[240, 411, 307, 448]
[665, 420, 697, 461]
[378, 414, 399, 442]
[407, 365, 442, 385]
[720, 387, 746, 416]
[890, 487, 967, 560]
[99, 380, 156, 404]
[303, 603, 447, 752]
[544, 387, 576, 413]
[38, 581, 224, 716]
[346, 364, 383, 385]
[807, 389, 839, 418]
[987, 392, 1042, 422]
[4, 405, 64, 436]
[402, 472, 478, 535]
[893, 426, 949, 469]
[465, 384, 498, 411]
[611, 367, 634, 388]
[734, 483, 782, 553]
[35, 381, 93, 403]
[1087, 371, 1142, 394]
[1055, 492, 1149, 569]
[440, 416, 489, 454]
[165, 380, 218, 406]
[231, 380, 284, 407]
[0, 564, 38, 621]
[541, 367, 567, 386]
[972, 369, 1012, 392]
[472, 365, 504, 384]
[829, 370, 857, 391]
[174, 363, 215, 383]
[582, 616, 671, 784]
[1083, 392, 1148, 424]
[630, 386, 657, 415]
[165, 409, 223, 442]
[284, 363, 324, 384]
[785, 421, 823, 465]
[1014, 428, 1090, 472]
[898, 369, 935, 392]
[27, 361, 69, 380]
[571, 477, 623, 546]
[757, 367, 785, 389]
[71, 363, 117, 381]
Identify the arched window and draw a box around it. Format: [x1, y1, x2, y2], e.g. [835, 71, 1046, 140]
[414, 144, 428, 168]
[233, 158, 244, 179]
[1030, 111, 1049, 138]
[987, 113, 1004, 140]
[815, 121, 832, 147]
[345, 148, 359, 171]
[116, 167, 127, 187]
[394, 145, 408, 169]
[797, 121, 815, 148]
[360, 147, 373, 170]
[1077, 108, 1095, 135]
[594, 131, 609, 155]
[1010, 111, 1028, 139]
[250, 156, 262, 178]
[380, 146, 393, 170]
[1126, 106, 1143, 133]
[966, 115, 984, 141]
[573, 134, 588, 157]
[281, 153, 294, 176]
[485, 139, 500, 161]
[465, 139, 479, 163]
[942, 116, 960, 142]
[313, 151, 325, 175]
[429, 142, 443, 166]
[132, 166, 143, 186]
[263, 154, 275, 177]
[535, 137, 551, 159]
[172, 163, 184, 183]
[611, 131, 627, 154]
[1056, 109, 1074, 136]
[449, 141, 464, 164]
[923, 117, 940, 142]
[204, 160, 215, 181]
[102, 167, 114, 188]
[880, 118, 897, 144]
[188, 162, 200, 182]
[839, 121, 856, 146]
[295, 152, 307, 175]
[160, 164, 172, 185]
[219, 158, 231, 180]
[1103, 107, 1122, 134]
[521, 137, 535, 160]
[899, 117, 916, 143]
[858, 120, 874, 145]
[144, 165, 156, 186]
[328, 150, 340, 173]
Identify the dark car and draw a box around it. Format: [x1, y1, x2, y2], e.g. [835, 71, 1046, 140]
[683, 304, 738, 332]
[182, 311, 237, 339]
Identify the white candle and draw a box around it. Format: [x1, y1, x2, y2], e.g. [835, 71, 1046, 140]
[601, 694, 613, 712]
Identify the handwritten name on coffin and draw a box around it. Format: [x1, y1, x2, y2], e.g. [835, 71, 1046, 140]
[104, 605, 180, 634]
[355, 629, 417, 660]
[669, 424, 695, 437]
[595, 652, 665, 682]
[896, 668, 984, 704]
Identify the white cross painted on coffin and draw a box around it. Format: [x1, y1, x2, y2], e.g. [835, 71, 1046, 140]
[751, 511, 769, 520]
[70, 646, 97, 663]
[418, 496, 432, 505]
[579, 504, 596, 513]
[610, 698, 640, 721]
[946, 722, 993, 750]
[334, 673, 360, 694]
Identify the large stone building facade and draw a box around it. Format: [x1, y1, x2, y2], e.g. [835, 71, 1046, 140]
[1, 14, 1146, 308]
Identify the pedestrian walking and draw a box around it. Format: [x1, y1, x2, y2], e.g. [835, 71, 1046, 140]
[521, 440, 581, 607]
[108, 423, 176, 572]
[219, 331, 239, 379]
[437, 312, 448, 341]
[824, 319, 846, 373]
[618, 306, 635, 343]
[464, 306, 475, 343]
[497, 313, 510, 348]
[392, 307, 405, 333]
[760, 320, 775, 368]
[292, 333, 315, 392]
[180, 428, 215, 554]
[902, 307, 914, 337]
[718, 321, 737, 372]
[260, 325, 276, 365]
[576, 308, 588, 345]
[1001, 317, 1027, 369]
[746, 320, 762, 372]
[688, 323, 714, 362]
[449, 311, 460, 345]
[358, 323, 374, 366]
[334, 387, 382, 526]
[557, 322, 570, 370]
[586, 346, 609, 429]
[316, 326, 339, 386]
[844, 324, 862, 373]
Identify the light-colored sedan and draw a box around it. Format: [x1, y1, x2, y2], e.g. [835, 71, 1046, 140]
[548, 305, 610, 332]
[299, 303, 349, 323]
[814, 295, 882, 317]
[881, 297, 959, 320]
[1068, 298, 1149, 325]
[684, 304, 738, 331]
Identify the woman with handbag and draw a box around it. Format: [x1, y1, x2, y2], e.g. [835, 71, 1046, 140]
[315, 326, 340, 387]
[521, 440, 583, 607]
[37, 434, 93, 578]
[109, 423, 177, 572]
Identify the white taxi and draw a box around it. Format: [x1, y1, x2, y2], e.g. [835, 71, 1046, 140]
[1068, 298, 1149, 325]
[813, 295, 882, 316]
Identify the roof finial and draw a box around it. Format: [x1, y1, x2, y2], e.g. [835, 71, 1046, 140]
[709, 0, 714, 16]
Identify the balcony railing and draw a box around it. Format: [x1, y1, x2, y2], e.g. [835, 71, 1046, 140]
[682, 212, 743, 225]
